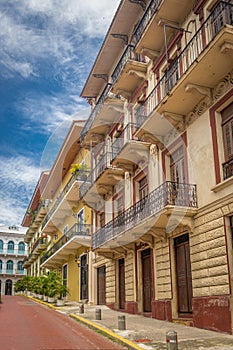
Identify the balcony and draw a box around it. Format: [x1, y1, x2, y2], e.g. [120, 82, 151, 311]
[92, 181, 197, 249]
[80, 152, 124, 204]
[223, 158, 233, 180]
[41, 172, 87, 234]
[31, 237, 48, 256]
[80, 84, 125, 146]
[0, 268, 25, 276]
[22, 257, 31, 269]
[111, 122, 151, 169]
[111, 45, 147, 98]
[40, 223, 91, 269]
[134, 0, 197, 57]
[135, 1, 233, 137]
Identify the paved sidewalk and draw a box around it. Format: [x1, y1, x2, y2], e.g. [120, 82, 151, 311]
[27, 297, 233, 350]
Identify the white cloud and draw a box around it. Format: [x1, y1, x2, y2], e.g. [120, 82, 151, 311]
[18, 93, 90, 134]
[0, 156, 41, 226]
[0, 0, 119, 78]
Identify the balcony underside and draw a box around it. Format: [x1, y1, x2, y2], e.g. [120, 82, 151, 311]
[136, 27, 233, 141]
[111, 61, 147, 97]
[160, 28, 233, 116]
[135, 0, 195, 55]
[66, 181, 81, 201]
[42, 200, 75, 234]
[112, 140, 151, 168]
[95, 205, 197, 251]
[40, 235, 91, 269]
[33, 243, 47, 255]
[83, 167, 124, 205]
[23, 261, 31, 268]
[82, 98, 124, 147]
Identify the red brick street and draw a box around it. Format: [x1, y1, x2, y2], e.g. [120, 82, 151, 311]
[0, 296, 124, 350]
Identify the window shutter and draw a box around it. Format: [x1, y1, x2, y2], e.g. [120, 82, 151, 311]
[222, 103, 233, 161]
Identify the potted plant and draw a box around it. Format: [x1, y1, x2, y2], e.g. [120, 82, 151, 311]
[70, 163, 88, 180]
[55, 282, 69, 306]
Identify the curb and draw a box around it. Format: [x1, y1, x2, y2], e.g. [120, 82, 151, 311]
[24, 296, 142, 349]
[70, 313, 142, 350]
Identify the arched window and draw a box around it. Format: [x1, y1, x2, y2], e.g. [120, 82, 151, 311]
[7, 241, 14, 253]
[17, 261, 24, 274]
[18, 242, 25, 254]
[6, 260, 13, 273]
[0, 260, 2, 272]
[0, 240, 3, 253]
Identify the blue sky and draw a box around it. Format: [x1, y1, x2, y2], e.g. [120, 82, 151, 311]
[0, 0, 119, 226]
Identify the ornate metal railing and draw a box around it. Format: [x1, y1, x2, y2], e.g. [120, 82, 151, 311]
[80, 83, 112, 141]
[80, 152, 113, 198]
[223, 158, 233, 180]
[31, 237, 48, 254]
[92, 181, 197, 249]
[133, 0, 162, 46]
[112, 123, 139, 160]
[111, 44, 146, 85]
[41, 171, 88, 230]
[135, 1, 233, 127]
[40, 223, 91, 265]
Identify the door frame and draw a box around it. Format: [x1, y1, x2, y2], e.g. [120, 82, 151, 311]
[137, 246, 154, 313]
[171, 233, 193, 319]
[97, 265, 106, 305]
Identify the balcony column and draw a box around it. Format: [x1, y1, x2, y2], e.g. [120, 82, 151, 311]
[125, 171, 132, 209]
[124, 105, 131, 125]
[149, 144, 160, 191]
[105, 200, 113, 223]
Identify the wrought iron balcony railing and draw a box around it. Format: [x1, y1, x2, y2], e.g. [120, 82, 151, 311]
[133, 0, 163, 46]
[112, 123, 139, 160]
[80, 83, 112, 141]
[92, 181, 197, 249]
[223, 158, 233, 180]
[111, 44, 146, 85]
[40, 223, 91, 265]
[41, 171, 88, 230]
[30, 237, 48, 255]
[135, 1, 233, 127]
[80, 152, 113, 198]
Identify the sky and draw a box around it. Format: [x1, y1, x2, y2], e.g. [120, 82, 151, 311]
[0, 0, 120, 226]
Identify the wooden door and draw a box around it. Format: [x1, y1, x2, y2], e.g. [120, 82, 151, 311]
[119, 258, 125, 309]
[175, 234, 193, 315]
[141, 249, 152, 312]
[97, 266, 106, 305]
[80, 255, 88, 300]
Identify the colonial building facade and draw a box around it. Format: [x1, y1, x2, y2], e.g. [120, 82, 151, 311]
[79, 0, 233, 334]
[0, 225, 27, 295]
[22, 0, 233, 334]
[22, 121, 93, 303]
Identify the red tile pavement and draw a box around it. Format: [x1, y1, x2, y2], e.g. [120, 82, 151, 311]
[0, 296, 124, 350]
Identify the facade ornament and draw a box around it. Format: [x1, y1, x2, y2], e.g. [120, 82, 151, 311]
[185, 83, 212, 99]
[127, 69, 147, 80]
[111, 34, 128, 45]
[93, 74, 108, 82]
[140, 47, 160, 60]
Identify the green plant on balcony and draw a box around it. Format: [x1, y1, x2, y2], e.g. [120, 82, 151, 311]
[27, 209, 38, 227]
[70, 163, 87, 180]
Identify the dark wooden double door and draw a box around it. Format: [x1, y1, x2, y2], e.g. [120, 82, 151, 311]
[97, 266, 106, 305]
[175, 234, 193, 315]
[141, 248, 153, 312]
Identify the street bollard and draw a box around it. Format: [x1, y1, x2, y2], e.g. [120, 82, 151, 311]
[79, 303, 84, 314]
[95, 308, 101, 320]
[166, 331, 178, 350]
[118, 315, 126, 330]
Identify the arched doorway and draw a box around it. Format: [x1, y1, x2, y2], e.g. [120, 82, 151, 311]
[5, 279, 13, 295]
